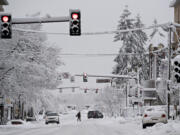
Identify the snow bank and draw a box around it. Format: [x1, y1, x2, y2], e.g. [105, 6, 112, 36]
[139, 120, 180, 135]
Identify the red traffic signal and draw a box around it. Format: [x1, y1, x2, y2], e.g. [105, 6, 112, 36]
[95, 88, 98, 93]
[2, 16, 9, 22]
[72, 13, 78, 19]
[83, 73, 88, 82]
[0, 14, 12, 39]
[84, 88, 87, 93]
[69, 9, 81, 36]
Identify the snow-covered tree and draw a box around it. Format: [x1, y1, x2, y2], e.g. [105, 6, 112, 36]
[0, 13, 62, 115]
[133, 14, 149, 80]
[113, 6, 149, 82]
[96, 86, 125, 117]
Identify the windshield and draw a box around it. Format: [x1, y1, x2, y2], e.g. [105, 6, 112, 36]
[47, 113, 58, 116]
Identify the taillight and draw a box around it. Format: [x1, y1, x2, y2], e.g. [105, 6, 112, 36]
[161, 114, 166, 118]
[144, 114, 148, 117]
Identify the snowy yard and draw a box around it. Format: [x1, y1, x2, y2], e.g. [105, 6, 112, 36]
[0, 113, 180, 135]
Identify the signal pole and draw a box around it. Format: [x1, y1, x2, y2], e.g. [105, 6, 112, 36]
[12, 16, 69, 24]
[167, 26, 172, 119]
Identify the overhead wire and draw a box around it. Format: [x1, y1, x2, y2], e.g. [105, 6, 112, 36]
[0, 22, 173, 57]
[13, 22, 170, 35]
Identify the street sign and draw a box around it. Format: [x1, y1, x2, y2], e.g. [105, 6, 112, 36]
[96, 79, 111, 83]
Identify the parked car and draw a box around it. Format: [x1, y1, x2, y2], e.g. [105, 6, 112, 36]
[43, 111, 53, 119]
[7, 119, 26, 125]
[26, 116, 36, 122]
[142, 107, 168, 129]
[45, 112, 60, 124]
[87, 111, 103, 119]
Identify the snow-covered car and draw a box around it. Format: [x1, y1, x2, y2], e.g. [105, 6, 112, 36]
[7, 119, 26, 125]
[43, 111, 53, 119]
[26, 116, 36, 122]
[142, 107, 168, 128]
[45, 112, 60, 124]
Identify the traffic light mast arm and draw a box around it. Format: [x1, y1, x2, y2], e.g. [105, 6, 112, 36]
[12, 16, 69, 24]
[75, 74, 137, 79]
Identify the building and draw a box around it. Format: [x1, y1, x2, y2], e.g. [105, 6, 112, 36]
[149, 44, 166, 80]
[170, 0, 180, 50]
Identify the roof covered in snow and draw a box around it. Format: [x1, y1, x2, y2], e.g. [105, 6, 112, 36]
[170, 0, 180, 7]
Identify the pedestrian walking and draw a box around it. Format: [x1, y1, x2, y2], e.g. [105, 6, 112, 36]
[76, 111, 81, 122]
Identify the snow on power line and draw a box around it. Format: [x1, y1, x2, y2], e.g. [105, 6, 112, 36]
[13, 22, 171, 35]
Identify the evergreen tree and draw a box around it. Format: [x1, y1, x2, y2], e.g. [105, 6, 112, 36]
[133, 14, 149, 80]
[113, 6, 149, 82]
[113, 6, 135, 76]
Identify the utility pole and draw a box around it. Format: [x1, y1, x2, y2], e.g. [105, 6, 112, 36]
[18, 94, 21, 119]
[137, 69, 141, 115]
[126, 84, 127, 107]
[18, 93, 23, 119]
[167, 26, 172, 119]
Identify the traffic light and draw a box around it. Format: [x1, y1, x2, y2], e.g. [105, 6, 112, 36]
[140, 89, 142, 97]
[95, 88, 98, 93]
[59, 89, 63, 93]
[84, 88, 87, 93]
[70, 76, 75, 83]
[69, 9, 81, 36]
[0, 14, 11, 39]
[174, 60, 180, 83]
[83, 73, 88, 82]
[135, 89, 138, 97]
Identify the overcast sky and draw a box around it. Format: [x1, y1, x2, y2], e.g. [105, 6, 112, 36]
[4, 0, 174, 88]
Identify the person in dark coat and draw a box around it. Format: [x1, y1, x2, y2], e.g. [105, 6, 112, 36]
[76, 111, 81, 121]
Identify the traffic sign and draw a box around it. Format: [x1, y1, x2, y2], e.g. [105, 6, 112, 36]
[96, 79, 111, 83]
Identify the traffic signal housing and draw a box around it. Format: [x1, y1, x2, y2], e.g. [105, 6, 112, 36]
[0, 14, 11, 39]
[95, 88, 98, 94]
[135, 89, 138, 97]
[174, 60, 180, 83]
[83, 73, 88, 82]
[70, 76, 75, 83]
[84, 88, 87, 93]
[69, 9, 81, 36]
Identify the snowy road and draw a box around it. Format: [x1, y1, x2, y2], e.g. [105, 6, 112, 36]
[0, 116, 180, 135]
[0, 118, 141, 135]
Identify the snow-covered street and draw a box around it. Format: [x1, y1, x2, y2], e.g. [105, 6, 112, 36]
[0, 113, 180, 135]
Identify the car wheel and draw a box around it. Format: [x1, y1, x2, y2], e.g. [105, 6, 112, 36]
[57, 121, 60, 124]
[143, 124, 146, 129]
[45, 122, 48, 125]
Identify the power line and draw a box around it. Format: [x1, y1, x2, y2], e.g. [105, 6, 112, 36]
[0, 22, 171, 57]
[0, 49, 168, 57]
[59, 53, 148, 56]
[13, 22, 170, 35]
